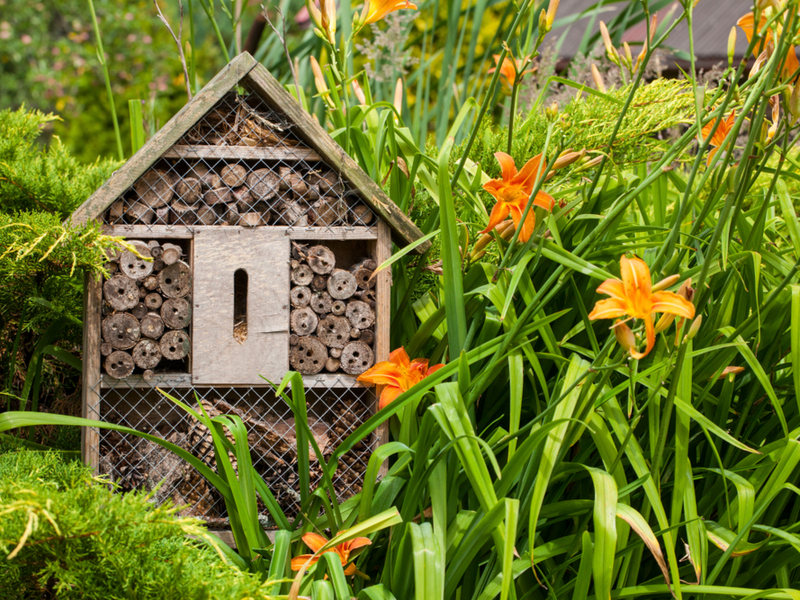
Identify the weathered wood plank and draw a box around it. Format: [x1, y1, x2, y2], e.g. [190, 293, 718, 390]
[374, 222, 391, 475]
[163, 144, 321, 161]
[301, 373, 366, 388]
[287, 228, 378, 241]
[104, 225, 196, 239]
[101, 373, 193, 388]
[81, 273, 102, 472]
[104, 225, 378, 241]
[69, 52, 259, 226]
[192, 228, 290, 385]
[241, 62, 429, 254]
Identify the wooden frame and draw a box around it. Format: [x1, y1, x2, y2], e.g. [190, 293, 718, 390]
[74, 51, 408, 519]
[81, 273, 103, 472]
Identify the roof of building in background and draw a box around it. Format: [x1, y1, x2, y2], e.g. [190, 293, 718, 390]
[552, 0, 755, 71]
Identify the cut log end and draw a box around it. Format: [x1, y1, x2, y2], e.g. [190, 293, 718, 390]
[308, 245, 336, 275]
[290, 337, 328, 374]
[160, 330, 191, 360]
[340, 341, 374, 375]
[102, 313, 141, 350]
[105, 351, 135, 379]
[133, 339, 162, 370]
[291, 307, 319, 336]
[327, 269, 357, 300]
[291, 264, 314, 286]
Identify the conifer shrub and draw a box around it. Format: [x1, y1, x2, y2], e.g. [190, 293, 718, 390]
[0, 446, 270, 600]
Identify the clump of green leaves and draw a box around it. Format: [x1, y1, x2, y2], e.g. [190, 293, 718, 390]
[0, 107, 118, 434]
[0, 447, 271, 600]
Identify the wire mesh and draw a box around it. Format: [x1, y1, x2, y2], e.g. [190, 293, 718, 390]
[102, 92, 377, 231]
[91, 379, 376, 525]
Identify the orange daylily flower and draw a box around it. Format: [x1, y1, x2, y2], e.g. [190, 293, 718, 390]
[290, 531, 372, 576]
[488, 55, 536, 93]
[737, 12, 800, 79]
[700, 111, 735, 166]
[362, 0, 418, 25]
[480, 152, 556, 243]
[588, 255, 696, 359]
[357, 347, 444, 409]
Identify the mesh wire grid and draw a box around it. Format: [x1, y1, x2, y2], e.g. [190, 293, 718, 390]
[91, 379, 376, 525]
[102, 92, 377, 231]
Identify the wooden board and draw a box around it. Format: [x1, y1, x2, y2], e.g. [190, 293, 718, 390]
[192, 228, 290, 385]
[163, 145, 321, 161]
[241, 62, 429, 254]
[374, 222, 391, 475]
[104, 226, 378, 241]
[68, 52, 259, 227]
[81, 273, 103, 472]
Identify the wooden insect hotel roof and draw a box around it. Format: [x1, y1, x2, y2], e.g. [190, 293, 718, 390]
[69, 51, 427, 252]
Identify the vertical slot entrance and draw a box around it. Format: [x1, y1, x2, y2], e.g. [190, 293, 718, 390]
[233, 269, 248, 344]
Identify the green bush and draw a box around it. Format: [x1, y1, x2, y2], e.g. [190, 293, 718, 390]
[0, 107, 118, 436]
[0, 447, 270, 600]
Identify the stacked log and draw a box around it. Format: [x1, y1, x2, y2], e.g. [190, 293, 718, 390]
[101, 240, 191, 379]
[108, 162, 373, 228]
[288, 243, 376, 375]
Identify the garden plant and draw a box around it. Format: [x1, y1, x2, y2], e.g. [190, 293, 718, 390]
[5, 0, 800, 598]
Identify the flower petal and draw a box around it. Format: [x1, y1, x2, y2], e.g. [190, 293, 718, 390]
[508, 204, 537, 243]
[620, 255, 652, 300]
[533, 190, 555, 211]
[389, 347, 411, 369]
[343, 563, 358, 576]
[291, 554, 318, 571]
[494, 152, 518, 182]
[379, 385, 404, 410]
[357, 361, 404, 387]
[479, 202, 511, 235]
[302, 532, 329, 553]
[706, 145, 719, 168]
[348, 537, 373, 551]
[651, 291, 696, 319]
[596, 278, 626, 301]
[426, 363, 445, 377]
[588, 298, 628, 321]
[512, 153, 545, 191]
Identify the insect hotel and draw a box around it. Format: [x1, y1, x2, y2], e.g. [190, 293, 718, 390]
[70, 53, 426, 523]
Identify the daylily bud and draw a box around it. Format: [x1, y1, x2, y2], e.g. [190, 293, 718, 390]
[573, 155, 603, 173]
[728, 26, 737, 66]
[686, 315, 702, 340]
[591, 64, 606, 92]
[545, 101, 559, 121]
[790, 83, 800, 122]
[613, 321, 637, 353]
[652, 274, 680, 292]
[767, 95, 780, 141]
[715, 365, 745, 380]
[352, 79, 367, 106]
[393, 78, 404, 117]
[469, 249, 486, 262]
[546, 0, 560, 30]
[599, 21, 613, 54]
[538, 8, 548, 35]
[654, 312, 676, 334]
[551, 149, 584, 171]
[623, 41, 633, 66]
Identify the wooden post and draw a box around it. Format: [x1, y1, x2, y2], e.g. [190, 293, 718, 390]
[374, 221, 391, 477]
[81, 272, 102, 473]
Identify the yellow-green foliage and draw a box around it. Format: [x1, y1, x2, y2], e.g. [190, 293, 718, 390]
[467, 78, 697, 178]
[0, 446, 270, 599]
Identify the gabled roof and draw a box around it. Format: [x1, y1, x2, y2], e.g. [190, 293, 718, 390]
[70, 52, 427, 252]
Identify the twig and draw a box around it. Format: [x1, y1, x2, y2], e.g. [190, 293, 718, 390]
[261, 4, 301, 94]
[154, 0, 193, 101]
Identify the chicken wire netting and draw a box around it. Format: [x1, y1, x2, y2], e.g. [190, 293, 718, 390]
[90, 379, 376, 526]
[102, 92, 377, 231]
